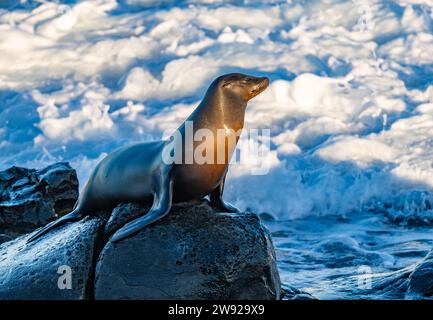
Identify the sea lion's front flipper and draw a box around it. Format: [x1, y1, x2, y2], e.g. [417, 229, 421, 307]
[110, 166, 174, 242]
[209, 175, 240, 213]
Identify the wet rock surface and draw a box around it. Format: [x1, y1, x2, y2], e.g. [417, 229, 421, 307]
[407, 249, 433, 297]
[0, 216, 103, 300]
[0, 162, 78, 238]
[95, 201, 281, 300]
[0, 234, 12, 245]
[356, 248, 433, 299]
[281, 284, 316, 300]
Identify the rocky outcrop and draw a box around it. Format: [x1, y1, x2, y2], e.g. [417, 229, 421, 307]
[358, 249, 433, 299]
[407, 250, 433, 297]
[95, 202, 281, 300]
[0, 163, 78, 241]
[281, 284, 316, 300]
[0, 216, 103, 300]
[0, 163, 282, 300]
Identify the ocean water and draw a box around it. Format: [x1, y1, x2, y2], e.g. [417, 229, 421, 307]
[1, 0, 433, 298]
[267, 214, 433, 298]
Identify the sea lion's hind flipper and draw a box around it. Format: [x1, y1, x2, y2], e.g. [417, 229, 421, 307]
[27, 209, 82, 243]
[110, 172, 174, 242]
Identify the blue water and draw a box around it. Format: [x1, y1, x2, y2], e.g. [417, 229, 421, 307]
[266, 214, 433, 298]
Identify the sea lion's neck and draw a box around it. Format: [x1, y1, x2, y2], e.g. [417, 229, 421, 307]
[171, 86, 247, 167]
[195, 88, 247, 132]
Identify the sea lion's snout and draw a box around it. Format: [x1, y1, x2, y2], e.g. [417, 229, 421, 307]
[253, 76, 269, 92]
[249, 76, 269, 99]
[217, 73, 269, 101]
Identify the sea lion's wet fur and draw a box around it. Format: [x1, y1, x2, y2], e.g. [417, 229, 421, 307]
[27, 73, 269, 243]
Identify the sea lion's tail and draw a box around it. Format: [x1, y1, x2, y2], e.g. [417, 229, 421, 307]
[26, 209, 82, 244]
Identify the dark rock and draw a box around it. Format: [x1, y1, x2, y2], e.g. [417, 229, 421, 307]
[0, 216, 103, 300]
[95, 201, 281, 300]
[103, 201, 151, 236]
[365, 249, 433, 299]
[0, 234, 12, 245]
[407, 250, 433, 298]
[281, 284, 316, 300]
[0, 162, 78, 236]
[367, 267, 412, 299]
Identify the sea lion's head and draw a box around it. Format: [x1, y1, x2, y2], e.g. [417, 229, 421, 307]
[198, 73, 269, 130]
[216, 73, 269, 102]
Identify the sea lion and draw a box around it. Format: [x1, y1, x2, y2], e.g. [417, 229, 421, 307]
[27, 73, 269, 243]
